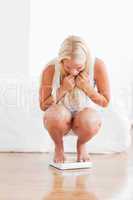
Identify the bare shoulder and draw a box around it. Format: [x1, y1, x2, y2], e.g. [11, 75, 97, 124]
[40, 64, 55, 85]
[94, 57, 108, 80]
[93, 57, 111, 101]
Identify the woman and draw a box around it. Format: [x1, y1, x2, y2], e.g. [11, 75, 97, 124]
[39, 35, 111, 163]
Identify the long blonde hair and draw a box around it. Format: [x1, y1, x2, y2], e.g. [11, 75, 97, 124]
[57, 35, 93, 104]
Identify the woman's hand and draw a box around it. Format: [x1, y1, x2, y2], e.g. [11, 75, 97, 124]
[75, 73, 90, 91]
[61, 74, 76, 92]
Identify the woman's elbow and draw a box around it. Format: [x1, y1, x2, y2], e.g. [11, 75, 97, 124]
[102, 97, 110, 107]
[39, 101, 47, 112]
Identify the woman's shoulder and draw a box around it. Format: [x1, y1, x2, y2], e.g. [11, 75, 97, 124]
[42, 57, 58, 73]
[94, 57, 107, 72]
[44, 57, 57, 69]
[46, 57, 57, 66]
[40, 57, 57, 83]
[94, 57, 107, 80]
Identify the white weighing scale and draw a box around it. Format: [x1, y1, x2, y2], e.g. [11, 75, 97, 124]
[49, 157, 93, 170]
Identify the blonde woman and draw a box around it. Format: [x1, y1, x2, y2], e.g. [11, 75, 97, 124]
[39, 35, 111, 163]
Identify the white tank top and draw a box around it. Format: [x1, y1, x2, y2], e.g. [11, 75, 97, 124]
[45, 56, 96, 112]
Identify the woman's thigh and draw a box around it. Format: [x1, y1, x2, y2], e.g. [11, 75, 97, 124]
[71, 107, 102, 137]
[43, 104, 73, 134]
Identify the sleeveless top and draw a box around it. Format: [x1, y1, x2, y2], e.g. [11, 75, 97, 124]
[45, 56, 96, 112]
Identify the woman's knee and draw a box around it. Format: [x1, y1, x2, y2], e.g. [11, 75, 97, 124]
[43, 104, 72, 131]
[72, 107, 102, 137]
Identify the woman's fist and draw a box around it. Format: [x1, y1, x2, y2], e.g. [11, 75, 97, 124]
[61, 74, 75, 92]
[75, 74, 89, 90]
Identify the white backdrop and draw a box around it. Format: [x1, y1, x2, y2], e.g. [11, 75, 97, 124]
[30, 0, 133, 119]
[0, 0, 133, 152]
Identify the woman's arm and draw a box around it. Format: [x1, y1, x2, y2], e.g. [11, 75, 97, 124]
[76, 58, 111, 107]
[39, 64, 68, 111]
[56, 86, 68, 104]
[39, 65, 55, 111]
[86, 58, 111, 107]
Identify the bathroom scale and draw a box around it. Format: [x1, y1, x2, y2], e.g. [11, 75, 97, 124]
[49, 159, 93, 170]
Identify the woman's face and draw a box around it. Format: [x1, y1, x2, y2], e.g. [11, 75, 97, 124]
[62, 59, 84, 76]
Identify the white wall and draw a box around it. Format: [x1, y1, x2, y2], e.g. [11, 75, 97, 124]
[0, 0, 34, 152]
[0, 0, 30, 75]
[0, 0, 132, 152]
[30, 0, 133, 119]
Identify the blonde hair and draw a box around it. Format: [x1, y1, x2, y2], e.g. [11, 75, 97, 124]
[58, 35, 93, 79]
[57, 35, 93, 105]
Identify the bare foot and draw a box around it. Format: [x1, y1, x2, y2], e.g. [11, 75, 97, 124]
[77, 140, 91, 162]
[54, 145, 66, 163]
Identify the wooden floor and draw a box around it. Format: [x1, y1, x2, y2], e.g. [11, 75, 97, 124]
[0, 131, 133, 200]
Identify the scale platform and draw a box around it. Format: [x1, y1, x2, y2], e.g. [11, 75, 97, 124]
[49, 160, 93, 170]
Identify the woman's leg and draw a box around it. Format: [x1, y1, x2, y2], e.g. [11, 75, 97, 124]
[43, 104, 72, 163]
[71, 107, 102, 162]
